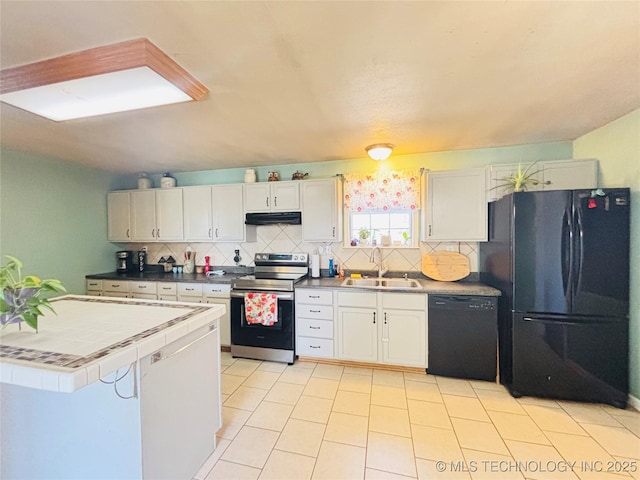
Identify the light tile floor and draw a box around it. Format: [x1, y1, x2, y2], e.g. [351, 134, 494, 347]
[195, 353, 640, 480]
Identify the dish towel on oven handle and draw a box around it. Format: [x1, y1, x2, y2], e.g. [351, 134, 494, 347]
[244, 293, 278, 326]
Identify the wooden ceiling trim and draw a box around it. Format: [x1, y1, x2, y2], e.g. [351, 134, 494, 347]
[0, 38, 208, 100]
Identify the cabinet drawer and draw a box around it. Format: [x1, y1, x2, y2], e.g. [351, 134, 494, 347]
[130, 293, 157, 300]
[297, 318, 333, 338]
[203, 284, 231, 297]
[296, 289, 333, 305]
[157, 283, 177, 295]
[382, 293, 426, 311]
[337, 291, 377, 308]
[103, 281, 129, 293]
[86, 279, 103, 291]
[297, 304, 333, 320]
[178, 283, 203, 297]
[104, 292, 129, 298]
[129, 281, 157, 294]
[296, 337, 333, 357]
[158, 295, 178, 302]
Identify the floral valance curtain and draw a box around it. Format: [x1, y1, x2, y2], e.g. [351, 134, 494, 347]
[343, 169, 420, 212]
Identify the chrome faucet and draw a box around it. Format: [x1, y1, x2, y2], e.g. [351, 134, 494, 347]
[369, 247, 387, 278]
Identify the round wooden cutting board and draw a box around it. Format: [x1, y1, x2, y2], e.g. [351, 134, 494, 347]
[421, 251, 471, 281]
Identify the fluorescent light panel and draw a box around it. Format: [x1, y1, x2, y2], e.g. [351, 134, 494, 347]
[0, 38, 208, 121]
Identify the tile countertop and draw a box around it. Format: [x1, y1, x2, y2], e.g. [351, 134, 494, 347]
[297, 277, 501, 296]
[0, 295, 224, 393]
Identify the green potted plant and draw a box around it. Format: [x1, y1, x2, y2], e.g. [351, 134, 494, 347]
[358, 227, 370, 246]
[494, 161, 547, 193]
[0, 256, 66, 332]
[402, 231, 411, 246]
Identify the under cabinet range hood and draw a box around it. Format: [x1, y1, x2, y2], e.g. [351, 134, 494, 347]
[245, 212, 302, 225]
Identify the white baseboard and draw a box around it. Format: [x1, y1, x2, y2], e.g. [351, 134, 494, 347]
[628, 394, 640, 411]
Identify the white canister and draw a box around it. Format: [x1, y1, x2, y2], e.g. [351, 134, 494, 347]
[160, 173, 177, 188]
[244, 169, 256, 183]
[137, 173, 152, 189]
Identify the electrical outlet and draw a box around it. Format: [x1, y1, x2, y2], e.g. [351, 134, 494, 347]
[445, 245, 455, 252]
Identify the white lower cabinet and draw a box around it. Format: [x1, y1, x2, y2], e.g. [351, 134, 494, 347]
[336, 306, 378, 362]
[295, 288, 335, 358]
[86, 279, 103, 296]
[203, 284, 231, 347]
[101, 280, 130, 298]
[335, 290, 428, 368]
[129, 281, 157, 300]
[380, 294, 427, 368]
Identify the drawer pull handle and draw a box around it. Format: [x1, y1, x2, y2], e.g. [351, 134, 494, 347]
[162, 287, 171, 290]
[310, 345, 321, 349]
[113, 284, 120, 288]
[309, 326, 321, 329]
[139, 285, 146, 289]
[309, 309, 321, 313]
[309, 295, 320, 299]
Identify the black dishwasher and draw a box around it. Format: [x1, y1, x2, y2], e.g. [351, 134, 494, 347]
[428, 295, 498, 381]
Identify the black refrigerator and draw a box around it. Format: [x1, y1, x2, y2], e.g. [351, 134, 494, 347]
[479, 189, 630, 408]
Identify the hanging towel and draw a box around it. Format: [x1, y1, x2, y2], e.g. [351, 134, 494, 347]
[244, 293, 278, 326]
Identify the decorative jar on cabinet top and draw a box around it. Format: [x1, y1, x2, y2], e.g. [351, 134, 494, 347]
[160, 172, 177, 188]
[244, 169, 256, 183]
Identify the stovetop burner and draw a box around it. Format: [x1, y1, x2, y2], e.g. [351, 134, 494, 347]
[231, 253, 309, 292]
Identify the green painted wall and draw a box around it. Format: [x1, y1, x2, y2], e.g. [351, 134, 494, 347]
[0, 148, 120, 295]
[115, 141, 573, 189]
[573, 108, 640, 399]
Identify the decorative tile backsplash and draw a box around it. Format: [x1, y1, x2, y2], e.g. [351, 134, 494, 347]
[127, 224, 479, 273]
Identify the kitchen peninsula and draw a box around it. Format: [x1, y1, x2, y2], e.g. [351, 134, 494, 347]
[0, 295, 224, 480]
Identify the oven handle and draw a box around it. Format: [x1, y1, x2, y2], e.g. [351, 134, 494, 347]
[231, 291, 294, 301]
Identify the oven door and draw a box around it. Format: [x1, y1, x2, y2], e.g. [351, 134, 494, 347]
[230, 290, 295, 350]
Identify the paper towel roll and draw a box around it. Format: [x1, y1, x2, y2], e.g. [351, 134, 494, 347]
[311, 254, 320, 278]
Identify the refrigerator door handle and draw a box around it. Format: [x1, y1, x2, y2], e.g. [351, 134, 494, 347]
[561, 209, 572, 297]
[574, 202, 585, 298]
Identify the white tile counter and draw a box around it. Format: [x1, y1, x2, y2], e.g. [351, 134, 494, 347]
[0, 294, 224, 392]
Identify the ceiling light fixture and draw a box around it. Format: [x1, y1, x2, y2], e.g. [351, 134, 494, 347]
[0, 38, 208, 121]
[365, 143, 394, 161]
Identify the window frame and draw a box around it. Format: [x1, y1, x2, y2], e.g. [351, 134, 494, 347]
[343, 209, 420, 249]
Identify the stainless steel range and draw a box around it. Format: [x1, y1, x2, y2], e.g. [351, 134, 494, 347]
[230, 253, 308, 364]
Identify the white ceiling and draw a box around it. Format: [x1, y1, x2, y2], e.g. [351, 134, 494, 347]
[1, 1, 639, 174]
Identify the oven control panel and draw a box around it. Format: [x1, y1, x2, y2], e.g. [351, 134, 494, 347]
[254, 253, 308, 265]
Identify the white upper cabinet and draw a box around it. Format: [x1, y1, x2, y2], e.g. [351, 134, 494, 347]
[487, 159, 599, 201]
[541, 159, 598, 191]
[212, 184, 252, 242]
[131, 190, 157, 242]
[421, 168, 488, 242]
[131, 189, 183, 242]
[183, 186, 213, 241]
[107, 191, 131, 242]
[183, 184, 254, 242]
[301, 178, 343, 242]
[244, 181, 300, 212]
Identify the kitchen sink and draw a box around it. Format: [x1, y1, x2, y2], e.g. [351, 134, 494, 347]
[340, 278, 422, 289]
